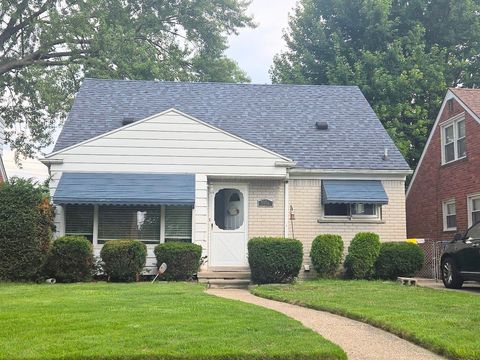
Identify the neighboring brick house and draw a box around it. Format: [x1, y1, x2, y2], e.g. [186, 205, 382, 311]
[407, 88, 480, 241]
[41, 79, 411, 281]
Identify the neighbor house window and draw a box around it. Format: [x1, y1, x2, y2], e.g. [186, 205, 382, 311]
[442, 115, 466, 164]
[164, 206, 192, 242]
[65, 205, 94, 241]
[324, 203, 379, 218]
[98, 206, 161, 244]
[442, 200, 456, 231]
[468, 195, 480, 227]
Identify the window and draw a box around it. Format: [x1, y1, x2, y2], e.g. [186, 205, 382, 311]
[214, 188, 244, 230]
[442, 200, 456, 231]
[98, 206, 161, 244]
[65, 205, 94, 241]
[324, 203, 379, 218]
[468, 195, 480, 227]
[442, 115, 466, 164]
[165, 206, 192, 242]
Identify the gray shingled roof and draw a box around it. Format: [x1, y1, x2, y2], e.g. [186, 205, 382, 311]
[53, 79, 410, 170]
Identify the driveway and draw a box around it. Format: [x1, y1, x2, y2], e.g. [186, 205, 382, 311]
[417, 278, 480, 295]
[208, 288, 445, 360]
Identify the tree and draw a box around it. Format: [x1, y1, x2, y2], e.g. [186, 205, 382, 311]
[271, 0, 480, 167]
[0, 0, 254, 157]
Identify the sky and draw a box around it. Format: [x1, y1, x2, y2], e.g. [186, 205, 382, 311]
[3, 0, 298, 181]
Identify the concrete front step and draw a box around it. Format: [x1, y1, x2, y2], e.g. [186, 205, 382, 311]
[198, 271, 251, 280]
[198, 271, 251, 289]
[205, 279, 251, 289]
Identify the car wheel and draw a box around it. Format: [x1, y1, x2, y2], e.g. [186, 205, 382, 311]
[441, 257, 463, 289]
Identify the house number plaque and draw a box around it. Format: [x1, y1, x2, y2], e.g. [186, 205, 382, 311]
[258, 199, 273, 207]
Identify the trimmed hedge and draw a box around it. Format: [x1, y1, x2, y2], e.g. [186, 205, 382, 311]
[375, 242, 425, 280]
[154, 242, 202, 281]
[345, 232, 380, 279]
[0, 178, 54, 281]
[310, 234, 344, 278]
[248, 237, 303, 284]
[45, 236, 94, 283]
[100, 240, 147, 282]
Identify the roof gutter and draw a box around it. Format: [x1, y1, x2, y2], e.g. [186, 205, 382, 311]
[275, 160, 297, 168]
[289, 168, 412, 176]
[39, 158, 63, 165]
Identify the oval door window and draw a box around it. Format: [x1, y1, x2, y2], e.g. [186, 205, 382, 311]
[214, 188, 244, 230]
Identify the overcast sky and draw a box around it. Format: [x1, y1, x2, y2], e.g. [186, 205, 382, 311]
[3, 0, 298, 181]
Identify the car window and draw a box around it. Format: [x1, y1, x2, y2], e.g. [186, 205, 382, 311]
[466, 222, 480, 239]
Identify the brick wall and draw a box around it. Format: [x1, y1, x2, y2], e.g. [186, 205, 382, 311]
[407, 97, 480, 241]
[289, 178, 407, 277]
[248, 180, 286, 238]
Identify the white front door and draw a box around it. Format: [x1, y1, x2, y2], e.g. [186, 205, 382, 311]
[209, 184, 248, 268]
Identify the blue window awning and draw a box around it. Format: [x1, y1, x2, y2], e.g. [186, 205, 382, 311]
[53, 173, 195, 206]
[322, 180, 388, 205]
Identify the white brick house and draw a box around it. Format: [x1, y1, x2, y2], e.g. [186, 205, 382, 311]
[41, 79, 411, 278]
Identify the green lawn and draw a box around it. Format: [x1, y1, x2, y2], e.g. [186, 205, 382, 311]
[0, 282, 345, 360]
[252, 280, 480, 360]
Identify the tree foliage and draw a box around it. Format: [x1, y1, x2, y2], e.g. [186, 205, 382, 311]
[0, 178, 54, 281]
[0, 0, 254, 157]
[272, 0, 480, 167]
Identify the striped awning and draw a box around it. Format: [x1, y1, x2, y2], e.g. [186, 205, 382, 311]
[322, 180, 388, 204]
[53, 172, 195, 206]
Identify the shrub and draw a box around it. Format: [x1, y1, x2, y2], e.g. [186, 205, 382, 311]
[248, 237, 303, 284]
[310, 234, 344, 277]
[375, 242, 425, 280]
[0, 178, 54, 281]
[45, 236, 94, 282]
[154, 242, 202, 281]
[345, 232, 381, 279]
[100, 240, 147, 282]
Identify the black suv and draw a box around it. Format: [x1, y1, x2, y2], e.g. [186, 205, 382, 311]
[441, 222, 480, 289]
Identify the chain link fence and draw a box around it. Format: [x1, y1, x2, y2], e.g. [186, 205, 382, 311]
[416, 239, 449, 280]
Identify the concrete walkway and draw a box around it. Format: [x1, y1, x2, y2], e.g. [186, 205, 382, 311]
[208, 289, 445, 360]
[417, 278, 480, 295]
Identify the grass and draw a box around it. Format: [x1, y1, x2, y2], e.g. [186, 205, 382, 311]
[0, 282, 345, 360]
[252, 280, 480, 360]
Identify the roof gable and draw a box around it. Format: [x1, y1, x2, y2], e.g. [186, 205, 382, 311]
[449, 88, 480, 123]
[52, 79, 410, 171]
[407, 88, 480, 197]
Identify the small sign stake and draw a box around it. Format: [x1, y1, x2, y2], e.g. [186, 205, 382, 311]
[151, 263, 167, 283]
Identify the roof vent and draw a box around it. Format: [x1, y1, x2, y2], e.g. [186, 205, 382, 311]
[122, 117, 135, 126]
[315, 121, 328, 130]
[382, 147, 389, 161]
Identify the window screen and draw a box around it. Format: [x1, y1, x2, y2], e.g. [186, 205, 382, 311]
[65, 205, 94, 241]
[98, 206, 160, 244]
[165, 206, 192, 242]
[324, 203, 379, 218]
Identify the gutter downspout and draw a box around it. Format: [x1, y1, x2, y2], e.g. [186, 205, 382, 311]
[284, 171, 290, 237]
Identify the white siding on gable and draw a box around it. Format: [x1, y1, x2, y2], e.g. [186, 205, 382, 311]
[47, 110, 288, 178]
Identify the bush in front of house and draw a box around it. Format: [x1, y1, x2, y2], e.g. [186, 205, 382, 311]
[154, 242, 202, 281]
[248, 237, 303, 284]
[0, 178, 54, 281]
[310, 234, 344, 278]
[375, 242, 425, 280]
[45, 236, 94, 282]
[100, 240, 147, 282]
[345, 232, 381, 279]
